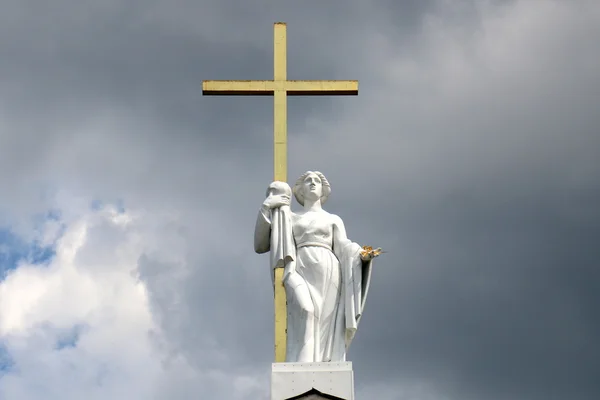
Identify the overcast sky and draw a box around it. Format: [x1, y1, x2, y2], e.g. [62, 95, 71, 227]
[0, 0, 599, 399]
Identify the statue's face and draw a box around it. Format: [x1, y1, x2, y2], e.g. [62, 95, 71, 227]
[303, 172, 323, 200]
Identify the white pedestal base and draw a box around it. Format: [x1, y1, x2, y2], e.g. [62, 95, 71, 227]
[271, 362, 354, 400]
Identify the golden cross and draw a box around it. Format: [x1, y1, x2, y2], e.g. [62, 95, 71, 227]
[202, 22, 358, 363]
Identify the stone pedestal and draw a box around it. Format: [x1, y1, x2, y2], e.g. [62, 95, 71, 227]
[271, 362, 354, 400]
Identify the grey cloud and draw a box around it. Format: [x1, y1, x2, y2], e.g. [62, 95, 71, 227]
[1, 0, 599, 399]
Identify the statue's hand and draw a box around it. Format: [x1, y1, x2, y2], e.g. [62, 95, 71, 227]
[262, 193, 291, 210]
[360, 246, 383, 262]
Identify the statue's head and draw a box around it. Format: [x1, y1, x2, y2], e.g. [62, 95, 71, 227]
[293, 171, 331, 206]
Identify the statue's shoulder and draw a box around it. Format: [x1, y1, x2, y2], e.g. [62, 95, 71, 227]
[290, 210, 304, 223]
[328, 212, 345, 226]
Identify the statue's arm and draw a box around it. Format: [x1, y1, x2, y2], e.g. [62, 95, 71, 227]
[254, 204, 271, 254]
[332, 214, 353, 256]
[254, 185, 290, 254]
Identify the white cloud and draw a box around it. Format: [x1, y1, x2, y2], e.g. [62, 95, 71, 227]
[0, 202, 161, 399]
[0, 193, 269, 400]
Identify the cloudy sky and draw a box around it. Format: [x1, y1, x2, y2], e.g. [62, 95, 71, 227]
[0, 0, 599, 399]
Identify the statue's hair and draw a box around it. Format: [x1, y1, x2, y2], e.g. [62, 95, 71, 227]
[293, 171, 331, 206]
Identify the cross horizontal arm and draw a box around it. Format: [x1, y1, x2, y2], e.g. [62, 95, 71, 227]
[202, 80, 359, 96]
[202, 80, 275, 95]
[284, 80, 358, 95]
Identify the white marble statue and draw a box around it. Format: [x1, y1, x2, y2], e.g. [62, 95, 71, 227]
[254, 171, 381, 363]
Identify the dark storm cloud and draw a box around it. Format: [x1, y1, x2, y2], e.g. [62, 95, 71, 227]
[1, 0, 599, 399]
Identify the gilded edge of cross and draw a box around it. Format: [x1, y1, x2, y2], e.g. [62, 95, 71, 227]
[202, 22, 358, 363]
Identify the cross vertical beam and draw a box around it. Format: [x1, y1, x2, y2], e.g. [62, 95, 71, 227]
[202, 22, 358, 363]
[272, 22, 288, 363]
[273, 22, 287, 183]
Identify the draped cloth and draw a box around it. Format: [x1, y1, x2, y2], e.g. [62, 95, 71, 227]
[254, 207, 373, 362]
[338, 241, 373, 348]
[269, 205, 296, 286]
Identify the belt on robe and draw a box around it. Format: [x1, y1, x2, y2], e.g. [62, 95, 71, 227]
[296, 241, 333, 251]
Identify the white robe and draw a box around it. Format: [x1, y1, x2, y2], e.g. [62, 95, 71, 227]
[254, 207, 373, 362]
